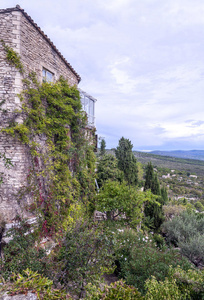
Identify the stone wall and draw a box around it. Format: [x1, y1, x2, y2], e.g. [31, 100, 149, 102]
[0, 7, 80, 221]
[19, 10, 79, 86]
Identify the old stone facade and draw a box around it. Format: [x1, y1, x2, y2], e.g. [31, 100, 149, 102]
[0, 6, 83, 221]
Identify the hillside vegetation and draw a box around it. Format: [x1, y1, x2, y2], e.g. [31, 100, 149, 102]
[133, 151, 204, 176]
[0, 46, 204, 299]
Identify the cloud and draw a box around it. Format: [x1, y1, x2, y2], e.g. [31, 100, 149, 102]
[1, 0, 204, 150]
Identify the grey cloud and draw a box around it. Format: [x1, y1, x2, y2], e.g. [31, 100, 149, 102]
[1, 0, 204, 150]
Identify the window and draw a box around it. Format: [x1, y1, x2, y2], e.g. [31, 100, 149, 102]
[80, 91, 96, 126]
[42, 68, 54, 82]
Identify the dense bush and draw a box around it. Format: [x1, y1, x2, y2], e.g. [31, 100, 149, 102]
[145, 276, 189, 300]
[97, 154, 124, 188]
[0, 269, 70, 299]
[0, 218, 47, 280]
[170, 266, 204, 299]
[162, 204, 186, 221]
[144, 266, 204, 300]
[194, 201, 204, 212]
[162, 210, 204, 266]
[114, 229, 191, 294]
[86, 280, 144, 300]
[56, 221, 115, 298]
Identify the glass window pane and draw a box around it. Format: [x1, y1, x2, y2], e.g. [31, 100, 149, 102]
[46, 70, 53, 82]
[84, 97, 89, 114]
[89, 99, 94, 116]
[42, 68, 54, 82]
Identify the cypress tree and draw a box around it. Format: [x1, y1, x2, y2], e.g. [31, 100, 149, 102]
[115, 137, 138, 186]
[100, 138, 106, 156]
[144, 162, 165, 231]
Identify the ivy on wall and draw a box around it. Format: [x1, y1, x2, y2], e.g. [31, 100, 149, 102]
[1, 42, 96, 236]
[1, 40, 24, 73]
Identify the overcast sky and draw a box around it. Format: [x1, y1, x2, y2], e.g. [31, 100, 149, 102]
[1, 0, 204, 150]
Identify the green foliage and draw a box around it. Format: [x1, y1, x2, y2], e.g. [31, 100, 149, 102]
[1, 72, 96, 235]
[113, 229, 191, 294]
[170, 266, 204, 299]
[0, 152, 13, 185]
[145, 275, 188, 300]
[96, 180, 150, 226]
[1, 40, 24, 73]
[145, 266, 204, 299]
[56, 221, 115, 298]
[144, 162, 154, 192]
[161, 186, 168, 204]
[152, 233, 165, 249]
[99, 138, 106, 156]
[137, 162, 144, 185]
[86, 280, 144, 300]
[144, 163, 166, 231]
[195, 201, 204, 212]
[162, 204, 186, 221]
[115, 137, 138, 186]
[1, 269, 70, 299]
[0, 217, 47, 280]
[97, 154, 124, 188]
[162, 211, 204, 266]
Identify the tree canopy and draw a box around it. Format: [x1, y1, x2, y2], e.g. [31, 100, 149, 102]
[115, 137, 138, 186]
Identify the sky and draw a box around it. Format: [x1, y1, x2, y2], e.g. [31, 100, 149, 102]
[1, 0, 204, 151]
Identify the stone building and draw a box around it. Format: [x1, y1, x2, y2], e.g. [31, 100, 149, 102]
[0, 5, 96, 221]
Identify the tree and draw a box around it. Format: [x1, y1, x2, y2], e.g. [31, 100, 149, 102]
[99, 138, 106, 156]
[162, 211, 204, 267]
[152, 173, 160, 195]
[96, 180, 151, 226]
[144, 162, 154, 191]
[97, 154, 124, 188]
[144, 162, 165, 231]
[161, 186, 168, 204]
[115, 137, 138, 186]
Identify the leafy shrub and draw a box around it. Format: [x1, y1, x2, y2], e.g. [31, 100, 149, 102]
[86, 279, 144, 300]
[170, 266, 204, 299]
[179, 234, 204, 267]
[56, 221, 115, 298]
[162, 211, 204, 266]
[162, 205, 186, 221]
[0, 217, 47, 279]
[152, 233, 165, 249]
[0, 269, 70, 299]
[114, 229, 191, 294]
[145, 266, 204, 300]
[194, 201, 204, 212]
[145, 276, 189, 300]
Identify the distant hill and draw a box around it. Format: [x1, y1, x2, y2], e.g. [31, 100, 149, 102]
[133, 151, 204, 176]
[150, 150, 204, 161]
[105, 149, 204, 176]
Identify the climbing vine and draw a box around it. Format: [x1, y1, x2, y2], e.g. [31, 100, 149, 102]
[1, 44, 96, 236]
[1, 40, 24, 73]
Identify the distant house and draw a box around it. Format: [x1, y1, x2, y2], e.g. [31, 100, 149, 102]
[0, 5, 96, 221]
[162, 173, 171, 179]
[189, 175, 197, 179]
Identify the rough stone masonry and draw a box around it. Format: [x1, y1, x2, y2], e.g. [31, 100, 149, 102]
[0, 6, 81, 222]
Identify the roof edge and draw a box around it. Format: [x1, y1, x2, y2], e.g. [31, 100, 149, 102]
[0, 5, 81, 83]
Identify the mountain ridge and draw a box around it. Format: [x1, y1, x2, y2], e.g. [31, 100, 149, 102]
[149, 150, 204, 161]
